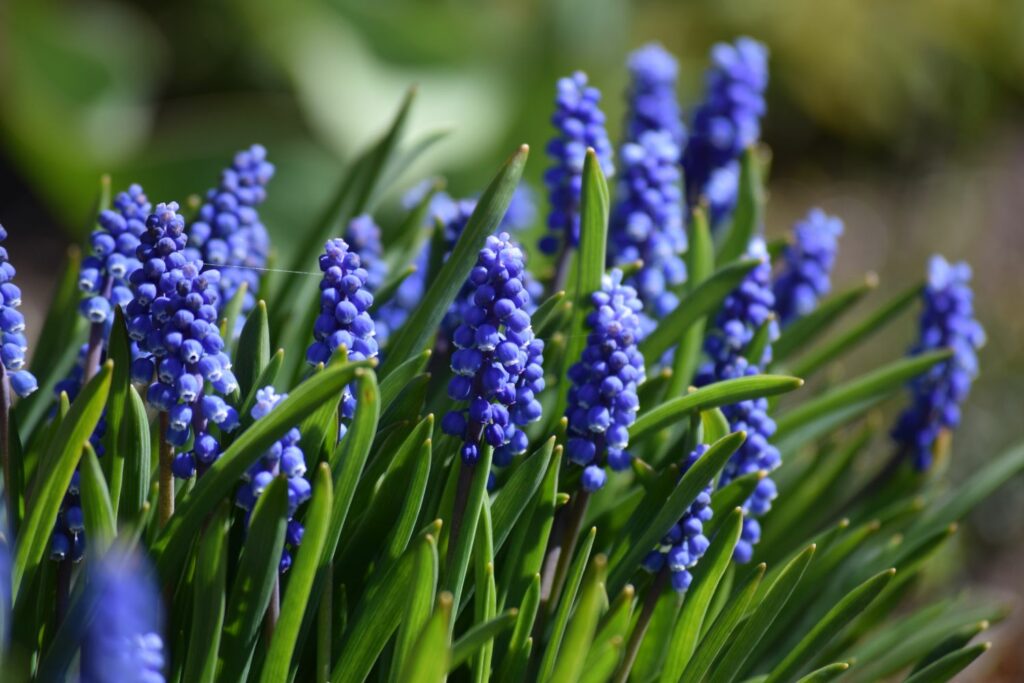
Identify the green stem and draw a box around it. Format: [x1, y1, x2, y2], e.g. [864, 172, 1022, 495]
[542, 489, 590, 614]
[612, 568, 669, 683]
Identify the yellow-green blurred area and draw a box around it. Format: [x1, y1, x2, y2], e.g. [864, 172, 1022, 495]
[3, 0, 1024, 674]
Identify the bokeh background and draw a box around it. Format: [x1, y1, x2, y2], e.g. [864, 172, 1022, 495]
[2, 0, 1023, 678]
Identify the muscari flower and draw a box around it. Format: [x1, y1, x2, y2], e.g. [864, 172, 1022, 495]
[126, 202, 239, 479]
[540, 72, 615, 256]
[610, 129, 686, 335]
[773, 208, 844, 325]
[643, 444, 713, 592]
[682, 37, 768, 226]
[235, 387, 311, 573]
[892, 256, 985, 470]
[441, 232, 545, 465]
[698, 238, 779, 562]
[306, 238, 379, 440]
[186, 144, 275, 329]
[625, 42, 686, 148]
[81, 549, 165, 683]
[0, 226, 38, 397]
[565, 270, 646, 492]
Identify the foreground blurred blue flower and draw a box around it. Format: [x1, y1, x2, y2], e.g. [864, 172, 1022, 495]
[773, 208, 844, 325]
[0, 226, 37, 397]
[893, 256, 985, 470]
[82, 549, 165, 683]
[442, 232, 544, 465]
[682, 37, 768, 226]
[540, 72, 614, 257]
[624, 42, 686, 148]
[565, 270, 646, 491]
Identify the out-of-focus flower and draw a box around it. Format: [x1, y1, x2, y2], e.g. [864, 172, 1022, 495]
[773, 208, 844, 325]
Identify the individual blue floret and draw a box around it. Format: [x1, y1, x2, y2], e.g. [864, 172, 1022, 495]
[565, 270, 646, 491]
[892, 256, 985, 470]
[625, 42, 686, 148]
[0, 226, 38, 397]
[773, 208, 844, 325]
[441, 232, 545, 465]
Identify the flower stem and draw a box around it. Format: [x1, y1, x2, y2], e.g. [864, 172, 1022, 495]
[612, 567, 669, 683]
[541, 489, 590, 613]
[264, 575, 281, 643]
[0, 364, 12, 529]
[83, 278, 114, 383]
[447, 460, 475, 571]
[158, 413, 174, 527]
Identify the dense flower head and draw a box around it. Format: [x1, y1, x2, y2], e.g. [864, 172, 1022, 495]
[126, 202, 239, 449]
[892, 256, 985, 470]
[186, 144, 275, 329]
[610, 129, 687, 334]
[236, 387, 311, 572]
[773, 208, 844, 325]
[565, 270, 646, 491]
[625, 42, 686, 148]
[344, 214, 390, 340]
[682, 37, 768, 225]
[50, 470, 86, 563]
[704, 239, 777, 368]
[642, 444, 713, 591]
[540, 72, 615, 256]
[81, 549, 165, 683]
[441, 232, 545, 465]
[0, 226, 38, 397]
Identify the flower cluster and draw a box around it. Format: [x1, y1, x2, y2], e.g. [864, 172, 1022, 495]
[236, 387, 311, 572]
[306, 238, 378, 439]
[565, 270, 646, 491]
[682, 37, 768, 226]
[643, 444, 713, 591]
[892, 256, 985, 470]
[82, 550, 165, 683]
[624, 43, 686, 148]
[0, 227, 37, 397]
[441, 233, 544, 465]
[610, 129, 686, 334]
[50, 471, 85, 563]
[126, 202, 239, 464]
[540, 72, 615, 256]
[186, 144, 275, 328]
[698, 239, 779, 562]
[773, 208, 844, 325]
[344, 214, 390, 340]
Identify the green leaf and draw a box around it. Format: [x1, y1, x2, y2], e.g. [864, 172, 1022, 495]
[902, 643, 990, 683]
[260, 464, 334, 683]
[218, 477, 289, 683]
[789, 283, 921, 379]
[910, 620, 990, 675]
[395, 592, 453, 683]
[631, 376, 803, 442]
[548, 555, 608, 683]
[78, 444, 115, 558]
[661, 508, 745, 683]
[472, 500, 497, 682]
[220, 281, 250, 350]
[607, 432, 747, 594]
[103, 305, 131, 514]
[531, 290, 567, 337]
[764, 569, 895, 683]
[390, 529, 439, 683]
[772, 276, 876, 364]
[774, 349, 952, 442]
[152, 361, 370, 582]
[538, 527, 598, 682]
[708, 473, 763, 537]
[491, 437, 556, 553]
[235, 300, 271, 400]
[794, 662, 851, 683]
[642, 259, 760, 362]
[450, 609, 518, 671]
[717, 147, 764, 265]
[117, 385, 151, 526]
[182, 504, 229, 683]
[383, 178, 439, 274]
[707, 544, 816, 683]
[12, 360, 111, 598]
[368, 264, 417, 315]
[381, 145, 529, 378]
[379, 373, 430, 428]
[443, 447, 494, 619]
[497, 575, 540, 683]
[379, 350, 431, 412]
[667, 207, 716, 397]
[240, 349, 285, 420]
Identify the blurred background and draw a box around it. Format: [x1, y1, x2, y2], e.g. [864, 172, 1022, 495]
[2, 0, 1023, 678]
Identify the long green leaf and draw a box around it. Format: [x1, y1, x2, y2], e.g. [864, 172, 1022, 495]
[395, 592, 453, 683]
[235, 300, 271, 400]
[795, 662, 850, 682]
[182, 504, 229, 683]
[390, 529, 439, 682]
[444, 447, 493, 619]
[103, 305, 131, 513]
[491, 437, 556, 553]
[378, 350, 431, 412]
[78, 444, 115, 558]
[538, 527, 598, 682]
[668, 207, 716, 396]
[717, 147, 764, 265]
[498, 575, 540, 683]
[772, 276, 875, 363]
[117, 385, 151, 526]
[902, 643, 990, 683]
[450, 609, 518, 671]
[548, 555, 608, 683]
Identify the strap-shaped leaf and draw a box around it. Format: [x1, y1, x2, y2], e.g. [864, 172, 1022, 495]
[117, 385, 151, 526]
[717, 147, 764, 265]
[548, 554, 608, 683]
[903, 643, 990, 683]
[443, 447, 493, 619]
[491, 437, 556, 553]
[219, 281, 249, 351]
[472, 500, 497, 681]
[235, 300, 271, 401]
[240, 348, 285, 420]
[667, 207, 716, 397]
[390, 530, 439, 683]
[379, 350, 431, 412]
[103, 306, 131, 512]
[78, 444, 115, 558]
[795, 662, 850, 682]
[497, 574, 540, 683]
[395, 592, 453, 683]
[538, 528, 598, 682]
[772, 276, 875, 363]
[182, 504, 229, 683]
[450, 609, 518, 672]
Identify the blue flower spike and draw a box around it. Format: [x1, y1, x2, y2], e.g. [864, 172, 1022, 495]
[773, 208, 844, 325]
[565, 270, 646, 491]
[893, 256, 985, 470]
[441, 232, 545, 466]
[625, 42, 686, 148]
[0, 226, 38, 397]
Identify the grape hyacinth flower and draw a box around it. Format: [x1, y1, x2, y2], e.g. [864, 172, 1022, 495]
[441, 232, 545, 465]
[540, 72, 615, 257]
[624, 43, 686, 148]
[126, 202, 239, 461]
[565, 270, 646, 491]
[0, 226, 38, 397]
[236, 387, 311, 572]
[306, 238, 378, 440]
[682, 37, 768, 226]
[698, 239, 779, 562]
[892, 256, 985, 470]
[344, 214, 390, 340]
[773, 208, 844, 325]
[610, 129, 686, 335]
[82, 549, 165, 683]
[186, 144, 275, 329]
[642, 444, 713, 591]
